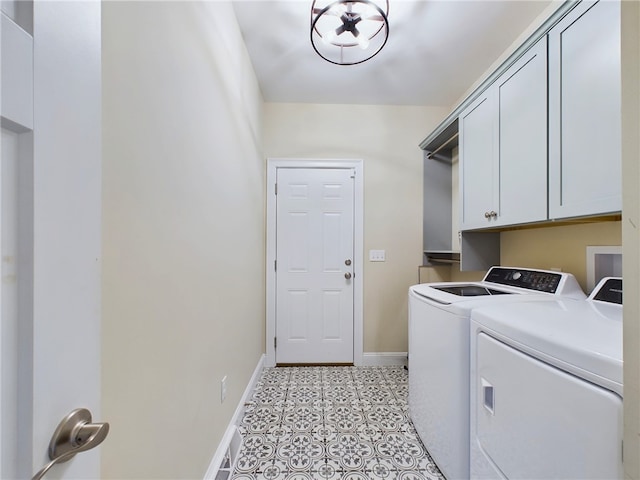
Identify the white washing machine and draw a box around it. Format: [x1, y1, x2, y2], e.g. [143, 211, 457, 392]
[408, 267, 586, 480]
[469, 277, 623, 480]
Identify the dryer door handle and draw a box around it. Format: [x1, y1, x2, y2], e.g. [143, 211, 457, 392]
[481, 378, 495, 415]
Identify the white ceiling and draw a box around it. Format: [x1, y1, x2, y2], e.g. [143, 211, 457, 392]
[232, 0, 553, 106]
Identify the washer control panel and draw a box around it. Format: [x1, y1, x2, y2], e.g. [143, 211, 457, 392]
[484, 267, 562, 293]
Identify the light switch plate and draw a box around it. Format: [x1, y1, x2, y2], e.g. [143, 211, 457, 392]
[369, 249, 386, 262]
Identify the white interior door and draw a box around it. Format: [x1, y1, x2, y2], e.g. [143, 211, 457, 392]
[275, 167, 355, 364]
[1, 2, 102, 478]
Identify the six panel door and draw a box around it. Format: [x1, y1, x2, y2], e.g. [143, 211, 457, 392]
[275, 168, 355, 364]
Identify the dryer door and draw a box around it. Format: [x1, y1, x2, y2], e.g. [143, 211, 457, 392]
[474, 333, 622, 479]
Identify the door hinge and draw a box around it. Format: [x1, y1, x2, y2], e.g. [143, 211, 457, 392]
[274, 337, 277, 349]
[275, 183, 278, 195]
[274, 259, 277, 271]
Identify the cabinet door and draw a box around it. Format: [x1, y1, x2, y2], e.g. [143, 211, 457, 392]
[548, 0, 621, 219]
[496, 37, 548, 226]
[459, 91, 497, 230]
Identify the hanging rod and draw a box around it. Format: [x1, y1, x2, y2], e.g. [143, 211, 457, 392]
[426, 132, 459, 159]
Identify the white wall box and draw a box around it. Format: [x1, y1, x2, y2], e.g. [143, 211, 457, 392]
[548, 0, 621, 219]
[586, 246, 623, 293]
[459, 37, 548, 231]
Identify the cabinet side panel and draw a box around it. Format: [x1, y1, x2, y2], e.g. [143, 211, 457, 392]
[460, 231, 500, 272]
[423, 153, 453, 253]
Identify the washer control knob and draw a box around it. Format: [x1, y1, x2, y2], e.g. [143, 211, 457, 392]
[512, 272, 522, 280]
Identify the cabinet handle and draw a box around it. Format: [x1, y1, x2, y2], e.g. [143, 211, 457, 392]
[484, 212, 491, 219]
[490, 211, 498, 218]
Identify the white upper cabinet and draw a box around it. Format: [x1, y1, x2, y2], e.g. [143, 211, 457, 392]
[460, 90, 496, 230]
[548, 0, 621, 219]
[497, 38, 548, 226]
[460, 38, 548, 230]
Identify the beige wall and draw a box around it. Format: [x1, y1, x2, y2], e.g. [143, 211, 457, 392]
[101, 3, 264, 478]
[443, 221, 622, 288]
[501, 222, 622, 293]
[622, 1, 640, 478]
[264, 103, 448, 352]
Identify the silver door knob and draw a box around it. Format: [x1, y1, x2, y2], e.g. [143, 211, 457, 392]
[32, 408, 109, 480]
[345, 272, 352, 279]
[345, 259, 352, 266]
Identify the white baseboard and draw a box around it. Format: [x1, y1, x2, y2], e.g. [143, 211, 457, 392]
[361, 352, 408, 366]
[203, 354, 265, 480]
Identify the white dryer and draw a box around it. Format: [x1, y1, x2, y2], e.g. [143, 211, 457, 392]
[408, 267, 586, 480]
[469, 277, 623, 480]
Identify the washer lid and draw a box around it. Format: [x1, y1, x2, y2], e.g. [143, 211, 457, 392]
[409, 282, 522, 310]
[472, 298, 622, 394]
[429, 285, 512, 297]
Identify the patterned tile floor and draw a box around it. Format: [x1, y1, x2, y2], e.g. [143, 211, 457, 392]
[231, 366, 444, 480]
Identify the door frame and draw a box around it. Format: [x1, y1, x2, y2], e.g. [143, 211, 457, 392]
[266, 158, 363, 367]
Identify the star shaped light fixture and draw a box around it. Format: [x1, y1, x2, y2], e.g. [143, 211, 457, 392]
[310, 0, 389, 65]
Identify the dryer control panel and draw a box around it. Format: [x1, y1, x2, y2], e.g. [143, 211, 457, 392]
[591, 277, 622, 305]
[484, 267, 562, 293]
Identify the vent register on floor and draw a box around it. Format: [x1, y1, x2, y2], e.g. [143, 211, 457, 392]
[227, 366, 443, 480]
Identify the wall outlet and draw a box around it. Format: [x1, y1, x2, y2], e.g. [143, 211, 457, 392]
[369, 249, 386, 262]
[221, 376, 228, 403]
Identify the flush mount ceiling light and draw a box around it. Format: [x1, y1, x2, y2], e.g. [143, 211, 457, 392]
[310, 0, 389, 66]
